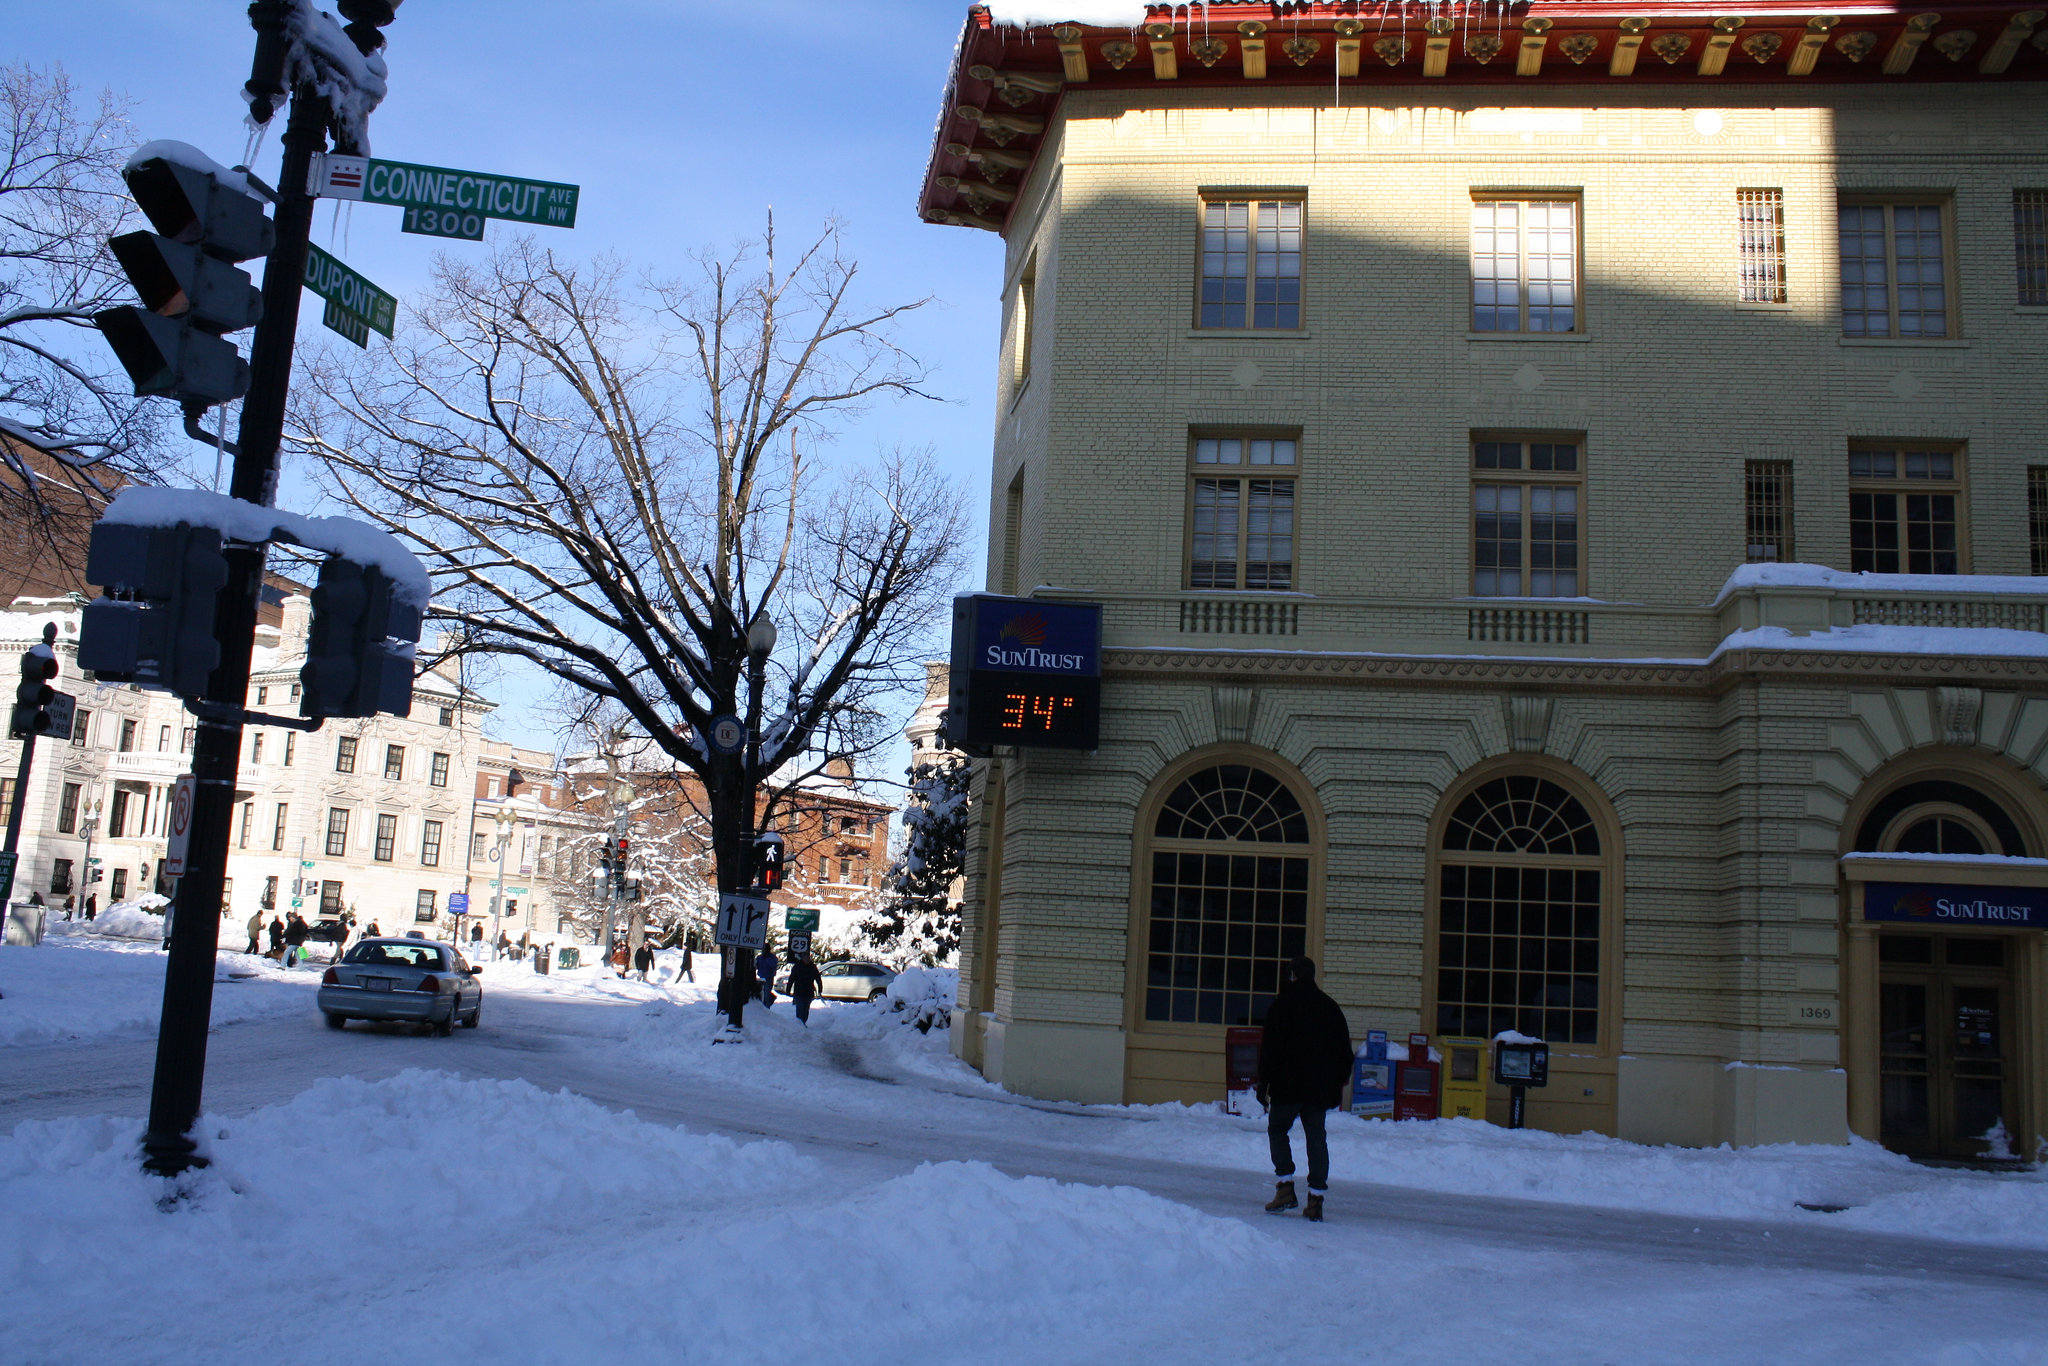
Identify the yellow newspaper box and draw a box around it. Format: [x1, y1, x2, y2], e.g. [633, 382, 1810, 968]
[1439, 1035, 1488, 1120]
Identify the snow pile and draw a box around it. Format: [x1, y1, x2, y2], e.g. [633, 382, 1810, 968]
[1718, 623, 2048, 659]
[278, 0, 387, 154]
[80, 900, 167, 941]
[123, 140, 261, 199]
[0, 936, 309, 1046]
[885, 965, 958, 1032]
[0, 1071, 1279, 1364]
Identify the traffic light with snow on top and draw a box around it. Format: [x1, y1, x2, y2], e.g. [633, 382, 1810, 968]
[76, 522, 230, 700]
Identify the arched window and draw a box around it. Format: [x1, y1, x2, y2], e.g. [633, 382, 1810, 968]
[1854, 779, 2024, 857]
[1435, 774, 1606, 1045]
[1144, 764, 1311, 1027]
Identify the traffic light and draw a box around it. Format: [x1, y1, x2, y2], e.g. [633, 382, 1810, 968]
[95, 146, 271, 410]
[754, 832, 784, 891]
[300, 555, 424, 719]
[10, 638, 58, 740]
[76, 521, 231, 699]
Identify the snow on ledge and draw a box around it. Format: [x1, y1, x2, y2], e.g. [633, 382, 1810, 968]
[1718, 624, 2048, 658]
[1714, 562, 2048, 607]
[1839, 851, 2048, 868]
[984, 1, 1154, 25]
[101, 487, 429, 611]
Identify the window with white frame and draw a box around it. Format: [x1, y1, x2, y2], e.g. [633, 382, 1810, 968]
[1198, 199, 1302, 329]
[1188, 435, 1297, 591]
[1839, 199, 1952, 338]
[1471, 198, 1580, 333]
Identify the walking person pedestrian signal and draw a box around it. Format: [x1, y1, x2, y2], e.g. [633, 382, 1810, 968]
[754, 831, 784, 891]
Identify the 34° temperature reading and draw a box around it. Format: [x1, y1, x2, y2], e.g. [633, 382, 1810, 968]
[1001, 692, 1075, 731]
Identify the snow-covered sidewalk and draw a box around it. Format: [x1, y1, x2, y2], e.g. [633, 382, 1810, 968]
[0, 929, 314, 1047]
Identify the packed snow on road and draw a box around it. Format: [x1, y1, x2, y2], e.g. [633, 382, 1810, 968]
[2, 934, 2046, 1364]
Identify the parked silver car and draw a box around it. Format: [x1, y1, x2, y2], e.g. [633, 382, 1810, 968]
[818, 960, 896, 1002]
[319, 938, 482, 1035]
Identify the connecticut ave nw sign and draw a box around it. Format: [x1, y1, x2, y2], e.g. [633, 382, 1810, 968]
[315, 155, 579, 228]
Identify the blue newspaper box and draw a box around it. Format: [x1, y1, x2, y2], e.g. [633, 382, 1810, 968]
[1350, 1029, 1394, 1119]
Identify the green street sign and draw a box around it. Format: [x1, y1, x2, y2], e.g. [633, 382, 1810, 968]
[290, 896, 302, 908]
[400, 206, 485, 241]
[303, 244, 395, 337]
[785, 907, 821, 935]
[316, 154, 579, 229]
[322, 300, 369, 348]
[301, 860, 315, 868]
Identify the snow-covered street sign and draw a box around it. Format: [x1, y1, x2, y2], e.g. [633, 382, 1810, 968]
[715, 892, 770, 949]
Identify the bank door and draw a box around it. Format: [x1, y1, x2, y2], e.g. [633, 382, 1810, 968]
[1878, 933, 2013, 1160]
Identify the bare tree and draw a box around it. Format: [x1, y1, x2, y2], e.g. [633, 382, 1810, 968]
[0, 64, 167, 540]
[290, 223, 969, 1024]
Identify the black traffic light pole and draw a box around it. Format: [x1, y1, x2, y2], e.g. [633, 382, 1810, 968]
[138, 68, 328, 1177]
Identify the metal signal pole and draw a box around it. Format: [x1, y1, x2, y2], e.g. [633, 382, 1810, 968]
[138, 14, 329, 1176]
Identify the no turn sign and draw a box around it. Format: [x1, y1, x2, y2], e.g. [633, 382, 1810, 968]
[164, 775, 196, 877]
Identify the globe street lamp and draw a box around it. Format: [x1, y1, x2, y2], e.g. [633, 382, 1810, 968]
[76, 787, 105, 920]
[489, 804, 515, 958]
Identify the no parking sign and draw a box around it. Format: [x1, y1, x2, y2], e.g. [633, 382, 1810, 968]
[164, 775, 196, 877]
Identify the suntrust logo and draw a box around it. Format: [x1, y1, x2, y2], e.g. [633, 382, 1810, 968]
[983, 610, 1086, 671]
[1930, 896, 2034, 922]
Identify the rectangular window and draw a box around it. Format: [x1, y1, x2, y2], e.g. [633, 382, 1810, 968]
[57, 783, 79, 835]
[2030, 468, 2048, 576]
[1001, 468, 1024, 596]
[1188, 436, 1297, 590]
[383, 744, 405, 782]
[1471, 197, 1580, 333]
[819, 856, 829, 882]
[108, 788, 129, 838]
[374, 812, 397, 863]
[238, 801, 253, 849]
[50, 858, 72, 894]
[283, 732, 295, 766]
[429, 752, 450, 788]
[1839, 200, 1951, 338]
[325, 807, 350, 858]
[260, 875, 277, 909]
[118, 718, 135, 752]
[157, 724, 170, 752]
[1199, 199, 1302, 329]
[839, 856, 853, 882]
[251, 733, 264, 764]
[439, 706, 453, 728]
[1014, 259, 1036, 387]
[256, 685, 268, 705]
[421, 819, 443, 868]
[272, 802, 288, 851]
[1472, 438, 1583, 597]
[180, 727, 193, 752]
[320, 880, 343, 916]
[71, 709, 89, 747]
[1848, 445, 1963, 574]
[1437, 862, 1601, 1045]
[110, 868, 127, 901]
[1744, 460, 1795, 563]
[472, 832, 488, 864]
[2016, 190, 2048, 306]
[335, 736, 357, 773]
[415, 889, 437, 923]
[1737, 189, 1788, 304]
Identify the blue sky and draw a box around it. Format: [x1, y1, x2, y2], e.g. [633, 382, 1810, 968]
[10, 1, 1002, 757]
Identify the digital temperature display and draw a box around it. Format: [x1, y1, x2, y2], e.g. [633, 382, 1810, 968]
[949, 594, 1103, 752]
[960, 671, 1100, 750]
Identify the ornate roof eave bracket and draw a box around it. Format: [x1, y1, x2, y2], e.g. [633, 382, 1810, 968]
[918, 2, 2048, 233]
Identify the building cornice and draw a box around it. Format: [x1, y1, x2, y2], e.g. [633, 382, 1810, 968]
[1103, 644, 2048, 693]
[921, 1, 2048, 232]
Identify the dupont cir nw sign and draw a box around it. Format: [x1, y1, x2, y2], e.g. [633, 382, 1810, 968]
[948, 593, 1102, 751]
[1864, 881, 2048, 928]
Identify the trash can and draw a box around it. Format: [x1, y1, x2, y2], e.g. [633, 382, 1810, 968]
[533, 948, 551, 975]
[557, 946, 580, 971]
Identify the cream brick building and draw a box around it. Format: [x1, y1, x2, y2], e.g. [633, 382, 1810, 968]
[920, 2, 2048, 1159]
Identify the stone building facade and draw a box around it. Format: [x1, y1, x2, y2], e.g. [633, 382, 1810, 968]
[920, 1, 2048, 1159]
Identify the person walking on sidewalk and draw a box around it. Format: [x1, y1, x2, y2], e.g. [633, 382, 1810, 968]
[633, 942, 654, 981]
[754, 946, 779, 1008]
[1256, 955, 1354, 1223]
[789, 952, 822, 1026]
[245, 910, 263, 956]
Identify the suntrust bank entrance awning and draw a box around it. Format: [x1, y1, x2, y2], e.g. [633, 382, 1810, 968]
[1839, 854, 2048, 1160]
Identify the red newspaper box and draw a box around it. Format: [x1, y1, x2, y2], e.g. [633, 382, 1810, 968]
[1393, 1032, 1439, 1121]
[1224, 1026, 1263, 1115]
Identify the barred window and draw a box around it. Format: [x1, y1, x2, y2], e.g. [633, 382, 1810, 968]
[1840, 201, 1951, 338]
[1199, 199, 1302, 329]
[1737, 189, 1787, 304]
[2016, 190, 2048, 307]
[1472, 438, 1581, 597]
[1472, 198, 1579, 333]
[1189, 436, 1297, 590]
[1144, 765, 1312, 1028]
[1745, 460, 1795, 563]
[1436, 775, 1605, 1046]
[1849, 446, 1962, 574]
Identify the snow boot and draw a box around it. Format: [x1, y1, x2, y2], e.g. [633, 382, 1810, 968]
[1264, 1180, 1298, 1214]
[1302, 1193, 1325, 1222]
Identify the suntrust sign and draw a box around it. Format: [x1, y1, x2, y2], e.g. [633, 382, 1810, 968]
[1864, 881, 2048, 928]
[947, 594, 1102, 751]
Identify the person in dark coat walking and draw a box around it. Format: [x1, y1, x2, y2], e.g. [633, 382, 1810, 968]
[1256, 955, 1354, 1222]
[267, 915, 286, 953]
[754, 947, 779, 1008]
[789, 952, 823, 1025]
[632, 942, 654, 981]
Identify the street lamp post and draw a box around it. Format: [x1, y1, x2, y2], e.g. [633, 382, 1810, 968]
[488, 805, 514, 960]
[76, 789, 103, 919]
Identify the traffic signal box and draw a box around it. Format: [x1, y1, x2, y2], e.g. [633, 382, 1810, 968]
[9, 637, 59, 740]
[300, 556, 422, 719]
[1438, 1036, 1489, 1120]
[754, 831, 784, 891]
[1349, 1029, 1395, 1118]
[96, 149, 272, 410]
[77, 521, 230, 699]
[1392, 1032, 1440, 1122]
